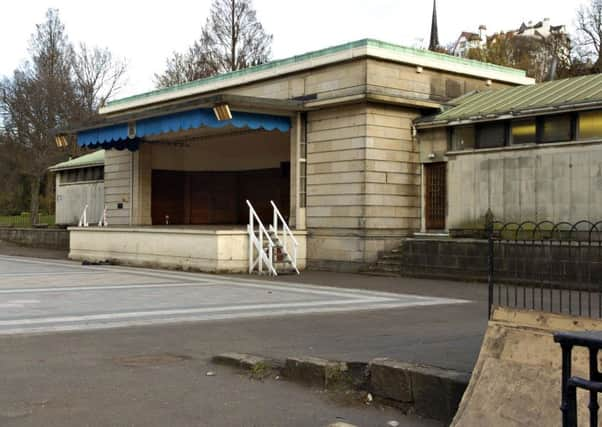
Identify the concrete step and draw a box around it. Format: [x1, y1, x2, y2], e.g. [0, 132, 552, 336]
[412, 232, 450, 239]
[380, 254, 403, 261]
[374, 259, 401, 267]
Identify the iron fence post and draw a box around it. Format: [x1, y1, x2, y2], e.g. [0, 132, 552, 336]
[559, 342, 574, 427]
[486, 211, 494, 319]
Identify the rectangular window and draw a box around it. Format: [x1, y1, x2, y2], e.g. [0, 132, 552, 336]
[539, 114, 572, 143]
[578, 110, 602, 140]
[450, 126, 475, 151]
[511, 119, 536, 144]
[299, 161, 307, 208]
[59, 166, 104, 184]
[476, 122, 507, 148]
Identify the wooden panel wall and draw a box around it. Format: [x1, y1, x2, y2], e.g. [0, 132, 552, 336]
[151, 167, 289, 226]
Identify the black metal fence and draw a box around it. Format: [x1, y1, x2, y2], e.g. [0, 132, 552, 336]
[487, 220, 602, 319]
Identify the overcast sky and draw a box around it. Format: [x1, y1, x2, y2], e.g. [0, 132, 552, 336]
[1, 0, 586, 98]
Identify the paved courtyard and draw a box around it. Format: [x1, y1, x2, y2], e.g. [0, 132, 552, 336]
[0, 252, 487, 426]
[0, 255, 466, 336]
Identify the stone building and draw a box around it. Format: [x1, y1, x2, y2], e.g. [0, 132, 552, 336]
[57, 39, 533, 273]
[415, 73, 602, 231]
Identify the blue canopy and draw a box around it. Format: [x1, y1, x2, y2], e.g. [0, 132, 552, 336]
[77, 108, 291, 150]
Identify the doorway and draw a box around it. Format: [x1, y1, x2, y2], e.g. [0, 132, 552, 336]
[424, 162, 447, 230]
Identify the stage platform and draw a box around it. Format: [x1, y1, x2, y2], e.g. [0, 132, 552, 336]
[68, 225, 307, 273]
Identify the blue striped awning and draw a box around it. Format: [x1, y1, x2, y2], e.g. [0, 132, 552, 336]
[77, 108, 291, 150]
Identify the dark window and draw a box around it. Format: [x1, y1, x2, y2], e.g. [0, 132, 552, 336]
[60, 166, 104, 184]
[578, 110, 602, 140]
[299, 161, 307, 208]
[539, 114, 572, 143]
[511, 119, 536, 144]
[476, 122, 507, 148]
[449, 126, 475, 151]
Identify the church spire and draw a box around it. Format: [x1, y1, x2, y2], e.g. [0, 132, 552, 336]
[429, 0, 440, 51]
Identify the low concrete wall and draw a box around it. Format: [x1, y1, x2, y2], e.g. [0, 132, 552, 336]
[0, 227, 69, 250]
[69, 226, 307, 273]
[452, 307, 602, 427]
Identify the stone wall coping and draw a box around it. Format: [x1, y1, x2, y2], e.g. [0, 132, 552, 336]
[68, 226, 308, 237]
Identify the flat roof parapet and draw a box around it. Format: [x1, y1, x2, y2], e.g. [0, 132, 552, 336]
[101, 39, 534, 115]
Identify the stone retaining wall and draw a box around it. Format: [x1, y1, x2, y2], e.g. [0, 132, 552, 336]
[370, 237, 602, 284]
[0, 227, 69, 250]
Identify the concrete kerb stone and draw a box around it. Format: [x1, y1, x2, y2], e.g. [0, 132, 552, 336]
[211, 352, 281, 371]
[369, 358, 470, 424]
[283, 356, 350, 389]
[212, 353, 469, 424]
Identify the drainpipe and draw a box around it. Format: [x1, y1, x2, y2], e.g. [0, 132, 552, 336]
[130, 151, 134, 226]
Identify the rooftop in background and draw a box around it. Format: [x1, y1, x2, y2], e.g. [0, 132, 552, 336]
[48, 150, 105, 172]
[416, 73, 602, 128]
[101, 38, 534, 115]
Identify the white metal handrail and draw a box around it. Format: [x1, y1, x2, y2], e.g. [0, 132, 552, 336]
[270, 200, 300, 275]
[98, 206, 108, 227]
[246, 200, 277, 276]
[78, 204, 89, 227]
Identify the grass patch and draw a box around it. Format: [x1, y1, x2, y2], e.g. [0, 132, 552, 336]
[0, 214, 55, 227]
[249, 361, 272, 381]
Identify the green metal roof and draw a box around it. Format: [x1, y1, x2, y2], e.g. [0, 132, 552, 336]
[48, 150, 105, 172]
[417, 73, 602, 127]
[105, 38, 528, 110]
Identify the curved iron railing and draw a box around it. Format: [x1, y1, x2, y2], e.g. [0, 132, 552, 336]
[487, 219, 602, 319]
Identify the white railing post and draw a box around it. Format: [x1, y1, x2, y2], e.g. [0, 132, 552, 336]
[248, 207, 253, 274]
[259, 227, 263, 273]
[273, 208, 278, 241]
[270, 200, 300, 275]
[98, 206, 108, 227]
[78, 204, 89, 227]
[246, 200, 277, 276]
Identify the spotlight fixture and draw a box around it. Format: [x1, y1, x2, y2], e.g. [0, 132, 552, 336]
[55, 135, 69, 148]
[213, 103, 232, 121]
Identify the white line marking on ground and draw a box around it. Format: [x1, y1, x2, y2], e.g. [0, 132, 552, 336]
[0, 299, 467, 336]
[0, 298, 465, 331]
[0, 254, 469, 304]
[0, 282, 217, 294]
[0, 271, 99, 277]
[0, 298, 399, 326]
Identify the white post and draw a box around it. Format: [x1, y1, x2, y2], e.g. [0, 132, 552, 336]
[248, 207, 253, 274]
[273, 207, 278, 240]
[78, 204, 89, 227]
[268, 241, 273, 270]
[259, 228, 263, 273]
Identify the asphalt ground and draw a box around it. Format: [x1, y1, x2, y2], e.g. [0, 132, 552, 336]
[0, 249, 487, 426]
[0, 255, 467, 336]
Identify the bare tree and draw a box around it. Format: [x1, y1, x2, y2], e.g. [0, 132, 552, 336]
[0, 9, 128, 224]
[1, 10, 77, 224]
[155, 0, 272, 88]
[576, 0, 602, 72]
[201, 0, 273, 73]
[72, 43, 127, 115]
[154, 45, 214, 88]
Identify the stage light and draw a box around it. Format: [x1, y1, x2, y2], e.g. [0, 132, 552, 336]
[213, 103, 232, 121]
